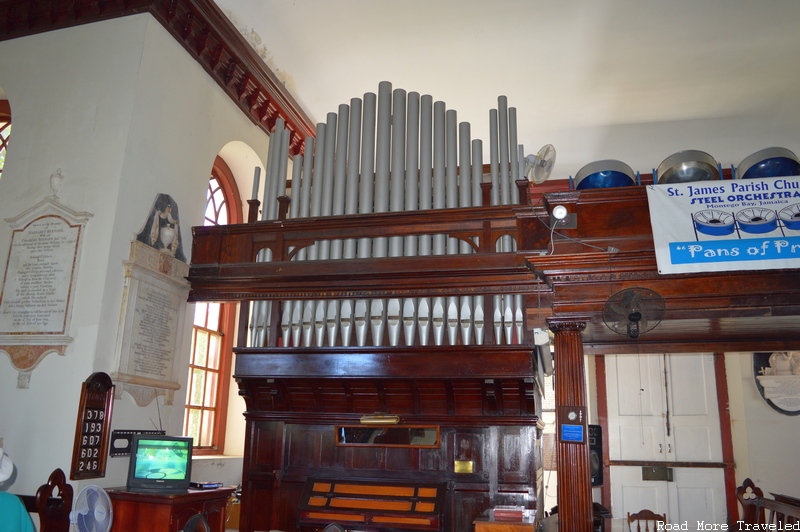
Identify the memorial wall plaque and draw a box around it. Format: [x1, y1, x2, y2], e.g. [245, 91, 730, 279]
[111, 240, 189, 407]
[0, 193, 91, 387]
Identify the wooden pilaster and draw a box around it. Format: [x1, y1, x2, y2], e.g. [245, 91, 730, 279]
[549, 317, 593, 532]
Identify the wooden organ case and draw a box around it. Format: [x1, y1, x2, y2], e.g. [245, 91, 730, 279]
[188, 84, 552, 531]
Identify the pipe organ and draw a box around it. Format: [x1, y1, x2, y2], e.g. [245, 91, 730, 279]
[249, 81, 529, 351]
[188, 82, 549, 531]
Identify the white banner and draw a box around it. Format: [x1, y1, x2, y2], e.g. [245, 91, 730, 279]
[646, 176, 800, 274]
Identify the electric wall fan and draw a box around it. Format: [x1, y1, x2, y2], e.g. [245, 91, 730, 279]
[524, 144, 557, 184]
[602, 287, 665, 339]
[70, 485, 113, 532]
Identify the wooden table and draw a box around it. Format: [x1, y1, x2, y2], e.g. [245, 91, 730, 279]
[106, 486, 234, 532]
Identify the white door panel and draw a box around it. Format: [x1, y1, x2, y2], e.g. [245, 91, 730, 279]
[606, 353, 725, 525]
[606, 353, 666, 460]
[611, 466, 669, 520]
[616, 425, 660, 461]
[671, 469, 726, 528]
[665, 353, 722, 462]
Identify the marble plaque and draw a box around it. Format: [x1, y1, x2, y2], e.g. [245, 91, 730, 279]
[0, 215, 79, 333]
[0, 195, 91, 382]
[754, 352, 800, 415]
[112, 240, 189, 406]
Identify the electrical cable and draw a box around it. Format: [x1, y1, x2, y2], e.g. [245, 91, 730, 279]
[536, 214, 619, 254]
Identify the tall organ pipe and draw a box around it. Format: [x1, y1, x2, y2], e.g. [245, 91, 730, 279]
[458, 121, 473, 346]
[340, 98, 363, 346]
[284, 153, 304, 347]
[302, 123, 326, 347]
[417, 94, 433, 346]
[355, 92, 377, 347]
[387, 88, 406, 347]
[371, 81, 392, 345]
[431, 101, 447, 346]
[509, 106, 520, 204]
[292, 136, 315, 347]
[326, 104, 350, 346]
[403, 92, 420, 346]
[472, 138, 485, 345]
[445, 109, 459, 345]
[314, 112, 338, 347]
[251, 118, 285, 348]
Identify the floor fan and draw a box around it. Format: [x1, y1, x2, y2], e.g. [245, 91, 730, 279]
[70, 485, 113, 532]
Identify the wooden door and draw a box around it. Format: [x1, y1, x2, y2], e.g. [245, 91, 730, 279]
[606, 353, 725, 524]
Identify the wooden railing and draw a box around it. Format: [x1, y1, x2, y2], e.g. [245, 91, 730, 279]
[736, 478, 800, 529]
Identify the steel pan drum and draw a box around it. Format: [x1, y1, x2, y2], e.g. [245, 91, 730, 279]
[657, 150, 719, 184]
[694, 210, 735, 236]
[779, 204, 800, 230]
[574, 160, 635, 190]
[737, 147, 800, 179]
[736, 208, 778, 234]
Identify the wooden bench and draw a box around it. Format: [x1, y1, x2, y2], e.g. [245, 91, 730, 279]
[736, 478, 800, 529]
[17, 468, 73, 532]
[297, 477, 447, 531]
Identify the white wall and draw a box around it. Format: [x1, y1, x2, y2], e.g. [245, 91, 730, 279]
[726, 352, 800, 494]
[0, 14, 269, 494]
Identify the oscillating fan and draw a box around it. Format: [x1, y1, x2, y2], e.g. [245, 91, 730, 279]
[70, 485, 113, 532]
[602, 287, 665, 339]
[524, 144, 557, 184]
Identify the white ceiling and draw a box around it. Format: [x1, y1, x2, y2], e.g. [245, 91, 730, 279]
[214, 0, 800, 180]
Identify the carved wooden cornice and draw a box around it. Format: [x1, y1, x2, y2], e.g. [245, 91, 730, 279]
[0, 0, 315, 153]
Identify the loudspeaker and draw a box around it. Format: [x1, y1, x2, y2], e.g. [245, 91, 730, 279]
[588, 424, 603, 486]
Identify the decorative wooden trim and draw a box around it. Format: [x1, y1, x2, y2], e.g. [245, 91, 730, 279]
[713, 352, 740, 526]
[0, 0, 315, 153]
[594, 354, 612, 508]
[608, 460, 727, 468]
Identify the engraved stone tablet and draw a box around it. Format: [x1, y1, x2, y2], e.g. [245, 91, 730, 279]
[0, 195, 91, 383]
[111, 240, 189, 406]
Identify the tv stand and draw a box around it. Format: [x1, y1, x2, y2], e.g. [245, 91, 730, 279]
[106, 486, 234, 532]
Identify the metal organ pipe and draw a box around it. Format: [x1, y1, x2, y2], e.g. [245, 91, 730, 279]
[417, 95, 433, 346]
[402, 92, 420, 346]
[247, 83, 529, 350]
[302, 122, 326, 348]
[431, 100, 447, 347]
[340, 98, 363, 347]
[387, 88, 407, 347]
[326, 104, 350, 347]
[354, 92, 376, 347]
[369, 82, 392, 346]
[284, 153, 303, 347]
[251, 118, 285, 348]
[458, 121, 473, 346]
[509, 106, 520, 204]
[472, 139, 485, 345]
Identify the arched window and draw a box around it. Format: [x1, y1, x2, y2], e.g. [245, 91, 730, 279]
[0, 98, 11, 179]
[184, 157, 242, 454]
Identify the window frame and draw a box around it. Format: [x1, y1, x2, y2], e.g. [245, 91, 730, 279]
[184, 156, 242, 455]
[0, 99, 11, 179]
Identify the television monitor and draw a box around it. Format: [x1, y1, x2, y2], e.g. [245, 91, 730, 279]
[126, 434, 193, 493]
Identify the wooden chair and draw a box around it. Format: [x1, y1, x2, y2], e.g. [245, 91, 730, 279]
[627, 509, 667, 532]
[18, 468, 73, 532]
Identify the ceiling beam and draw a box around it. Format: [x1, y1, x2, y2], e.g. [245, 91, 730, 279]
[0, 0, 315, 153]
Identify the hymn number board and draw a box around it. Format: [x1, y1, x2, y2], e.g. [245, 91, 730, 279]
[70, 372, 115, 480]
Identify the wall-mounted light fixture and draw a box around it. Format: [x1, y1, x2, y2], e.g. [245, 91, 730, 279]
[359, 414, 400, 425]
[550, 205, 577, 229]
